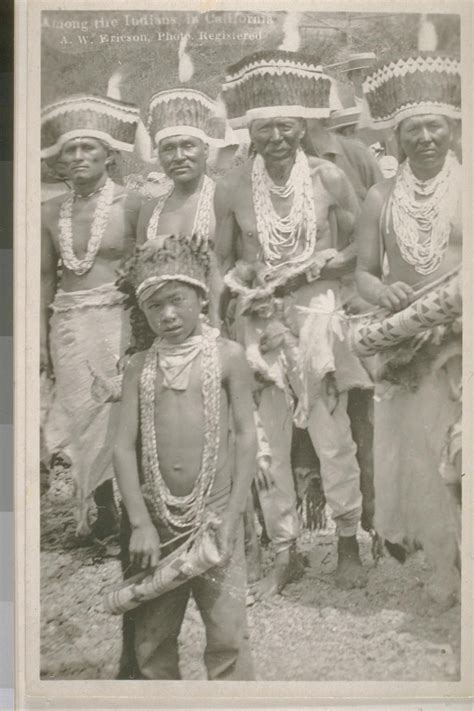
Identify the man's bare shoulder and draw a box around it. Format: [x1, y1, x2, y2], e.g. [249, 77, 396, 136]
[308, 155, 344, 181]
[118, 187, 144, 213]
[42, 193, 66, 223]
[218, 336, 247, 371]
[138, 195, 159, 220]
[215, 159, 252, 193]
[365, 176, 396, 204]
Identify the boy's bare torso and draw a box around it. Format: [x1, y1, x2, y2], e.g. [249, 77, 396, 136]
[135, 341, 231, 500]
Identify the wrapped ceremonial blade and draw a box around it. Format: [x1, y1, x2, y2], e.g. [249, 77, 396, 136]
[103, 514, 223, 615]
[348, 266, 462, 357]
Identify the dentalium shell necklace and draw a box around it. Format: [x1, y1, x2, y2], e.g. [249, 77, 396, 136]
[146, 174, 215, 245]
[58, 177, 115, 276]
[140, 323, 221, 533]
[391, 150, 461, 276]
[252, 148, 317, 269]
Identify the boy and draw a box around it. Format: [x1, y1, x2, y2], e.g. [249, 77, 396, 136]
[113, 234, 257, 680]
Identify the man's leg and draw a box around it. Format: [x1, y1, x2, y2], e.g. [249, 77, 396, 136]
[243, 494, 262, 584]
[93, 478, 120, 540]
[307, 391, 367, 589]
[192, 525, 255, 680]
[253, 385, 302, 597]
[347, 388, 375, 532]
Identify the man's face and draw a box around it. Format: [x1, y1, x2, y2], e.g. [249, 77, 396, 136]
[249, 118, 305, 163]
[158, 135, 208, 185]
[60, 137, 110, 183]
[141, 281, 203, 344]
[398, 114, 452, 176]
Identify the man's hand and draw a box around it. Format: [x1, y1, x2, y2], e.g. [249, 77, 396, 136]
[255, 455, 274, 493]
[210, 514, 239, 567]
[129, 522, 161, 570]
[319, 251, 354, 280]
[90, 369, 123, 403]
[324, 371, 339, 415]
[377, 282, 415, 312]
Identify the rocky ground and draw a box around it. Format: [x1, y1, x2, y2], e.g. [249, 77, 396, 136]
[40, 475, 461, 682]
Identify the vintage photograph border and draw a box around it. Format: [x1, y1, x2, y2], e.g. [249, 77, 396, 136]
[14, 0, 473, 706]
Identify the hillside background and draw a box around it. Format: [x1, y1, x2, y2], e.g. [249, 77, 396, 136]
[41, 10, 460, 175]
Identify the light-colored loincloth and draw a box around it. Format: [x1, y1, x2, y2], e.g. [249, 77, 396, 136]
[374, 327, 461, 601]
[43, 282, 131, 535]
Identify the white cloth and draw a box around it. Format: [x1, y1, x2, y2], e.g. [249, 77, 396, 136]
[44, 282, 130, 534]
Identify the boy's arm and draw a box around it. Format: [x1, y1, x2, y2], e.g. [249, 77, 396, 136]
[113, 356, 161, 568]
[216, 341, 258, 563]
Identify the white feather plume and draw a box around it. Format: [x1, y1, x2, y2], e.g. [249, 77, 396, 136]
[178, 35, 194, 83]
[106, 69, 124, 100]
[418, 14, 438, 52]
[279, 12, 301, 52]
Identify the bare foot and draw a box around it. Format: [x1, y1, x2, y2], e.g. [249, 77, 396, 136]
[251, 546, 306, 601]
[425, 568, 460, 610]
[335, 535, 368, 590]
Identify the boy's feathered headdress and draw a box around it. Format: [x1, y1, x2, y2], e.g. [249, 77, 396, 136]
[117, 234, 211, 352]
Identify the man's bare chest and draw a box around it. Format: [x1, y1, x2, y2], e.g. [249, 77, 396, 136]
[50, 201, 132, 259]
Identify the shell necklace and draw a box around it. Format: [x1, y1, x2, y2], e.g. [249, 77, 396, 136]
[139, 323, 221, 533]
[146, 174, 215, 245]
[390, 151, 461, 275]
[58, 177, 115, 276]
[252, 149, 317, 269]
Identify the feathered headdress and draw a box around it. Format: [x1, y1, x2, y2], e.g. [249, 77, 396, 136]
[124, 234, 211, 308]
[221, 49, 332, 129]
[363, 52, 461, 129]
[41, 94, 140, 159]
[147, 89, 226, 148]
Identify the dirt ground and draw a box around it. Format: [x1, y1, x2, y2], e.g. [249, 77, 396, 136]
[40, 475, 461, 682]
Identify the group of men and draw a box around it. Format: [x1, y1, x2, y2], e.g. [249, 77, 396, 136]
[40, 46, 462, 680]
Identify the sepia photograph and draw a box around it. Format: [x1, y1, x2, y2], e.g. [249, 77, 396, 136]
[14, 0, 472, 703]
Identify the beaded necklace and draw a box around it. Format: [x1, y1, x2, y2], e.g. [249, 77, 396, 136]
[58, 178, 115, 276]
[252, 149, 317, 269]
[146, 174, 215, 245]
[139, 323, 221, 533]
[390, 151, 461, 276]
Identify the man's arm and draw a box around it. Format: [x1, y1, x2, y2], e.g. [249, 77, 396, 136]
[113, 355, 161, 568]
[214, 177, 239, 276]
[41, 204, 58, 373]
[319, 165, 361, 279]
[217, 340, 258, 563]
[123, 191, 144, 255]
[136, 200, 155, 246]
[214, 177, 241, 323]
[355, 184, 414, 311]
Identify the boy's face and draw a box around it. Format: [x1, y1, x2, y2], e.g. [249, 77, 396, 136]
[141, 281, 203, 344]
